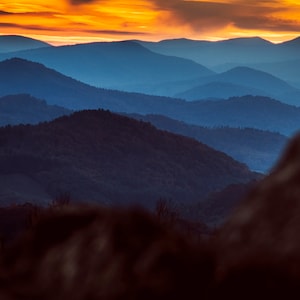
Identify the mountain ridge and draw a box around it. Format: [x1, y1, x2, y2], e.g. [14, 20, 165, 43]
[0, 94, 72, 126]
[0, 109, 257, 207]
[1, 59, 300, 136]
[176, 66, 300, 105]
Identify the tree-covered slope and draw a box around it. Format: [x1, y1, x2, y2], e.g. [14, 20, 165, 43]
[0, 109, 257, 207]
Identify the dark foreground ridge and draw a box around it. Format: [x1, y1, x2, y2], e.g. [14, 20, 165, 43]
[0, 109, 256, 206]
[1, 132, 300, 299]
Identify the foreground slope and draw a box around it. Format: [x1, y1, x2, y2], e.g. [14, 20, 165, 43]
[0, 109, 257, 207]
[213, 132, 300, 298]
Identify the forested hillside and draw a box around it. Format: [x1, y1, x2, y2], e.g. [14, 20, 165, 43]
[0, 109, 257, 207]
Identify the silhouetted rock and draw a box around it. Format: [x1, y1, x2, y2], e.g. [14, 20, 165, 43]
[214, 132, 300, 298]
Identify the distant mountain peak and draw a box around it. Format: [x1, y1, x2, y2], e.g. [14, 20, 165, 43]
[1, 57, 50, 72]
[0, 35, 51, 53]
[223, 66, 281, 79]
[219, 36, 273, 46]
[224, 66, 263, 74]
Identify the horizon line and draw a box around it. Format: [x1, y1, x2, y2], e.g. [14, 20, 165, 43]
[1, 33, 299, 47]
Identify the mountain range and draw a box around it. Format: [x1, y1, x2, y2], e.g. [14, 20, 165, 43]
[0, 93, 287, 172]
[0, 40, 213, 92]
[175, 67, 300, 106]
[1, 36, 300, 105]
[1, 58, 300, 136]
[0, 36, 298, 213]
[139, 36, 300, 67]
[139, 37, 300, 90]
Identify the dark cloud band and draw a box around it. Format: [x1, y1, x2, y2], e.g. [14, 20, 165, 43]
[0, 10, 12, 15]
[69, 0, 97, 4]
[148, 0, 300, 33]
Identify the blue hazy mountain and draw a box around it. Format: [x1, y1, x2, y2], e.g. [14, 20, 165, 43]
[176, 67, 300, 106]
[0, 35, 51, 53]
[138, 36, 300, 67]
[0, 94, 71, 126]
[0, 40, 214, 92]
[0, 57, 202, 112]
[2, 36, 299, 102]
[139, 37, 300, 90]
[2, 58, 300, 136]
[249, 59, 300, 89]
[127, 114, 288, 173]
[172, 96, 300, 136]
[0, 109, 257, 206]
[175, 81, 267, 100]
[138, 37, 278, 66]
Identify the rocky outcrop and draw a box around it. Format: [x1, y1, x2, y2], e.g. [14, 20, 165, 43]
[215, 132, 300, 298]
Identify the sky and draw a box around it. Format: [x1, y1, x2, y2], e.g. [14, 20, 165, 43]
[1, 0, 300, 45]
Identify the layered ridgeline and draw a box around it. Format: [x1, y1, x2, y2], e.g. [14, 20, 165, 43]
[175, 67, 300, 106]
[0, 40, 213, 92]
[1, 59, 300, 136]
[139, 37, 300, 88]
[139, 37, 300, 65]
[0, 94, 287, 173]
[0, 109, 257, 207]
[0, 94, 71, 126]
[2, 36, 300, 101]
[0, 35, 51, 53]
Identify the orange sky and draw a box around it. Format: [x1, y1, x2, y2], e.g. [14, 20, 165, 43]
[1, 0, 300, 45]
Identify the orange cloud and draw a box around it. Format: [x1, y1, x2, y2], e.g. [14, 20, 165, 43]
[0, 0, 300, 44]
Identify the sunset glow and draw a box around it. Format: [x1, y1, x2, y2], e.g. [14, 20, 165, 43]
[1, 0, 300, 45]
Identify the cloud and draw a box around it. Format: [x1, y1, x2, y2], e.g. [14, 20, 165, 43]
[235, 16, 300, 32]
[0, 10, 12, 15]
[0, 22, 65, 31]
[69, 0, 97, 5]
[148, 0, 300, 33]
[83, 29, 147, 35]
